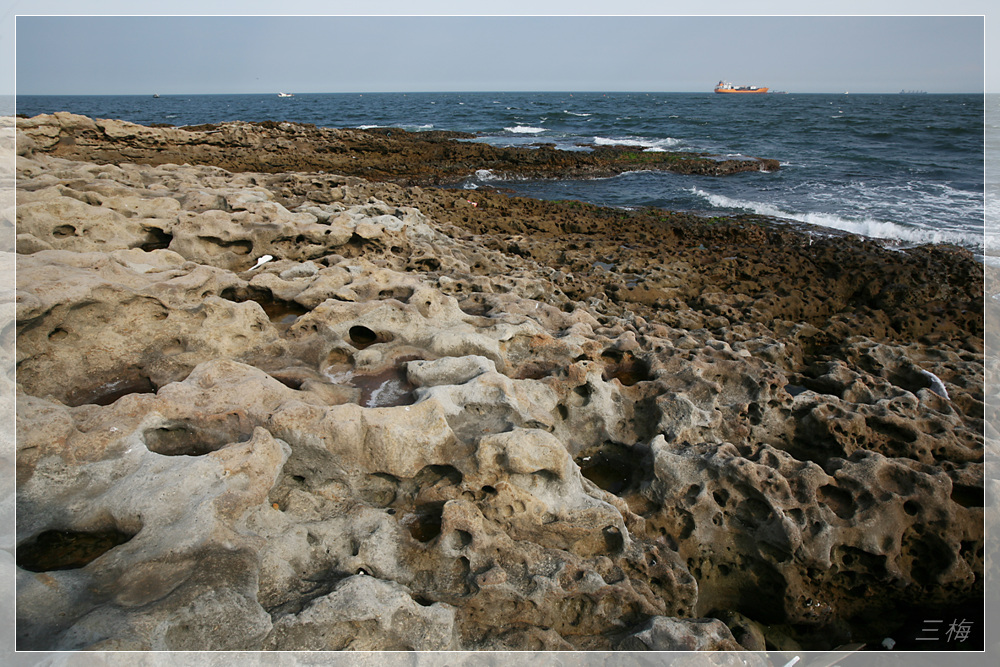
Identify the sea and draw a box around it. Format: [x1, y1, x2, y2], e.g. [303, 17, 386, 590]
[15, 91, 989, 261]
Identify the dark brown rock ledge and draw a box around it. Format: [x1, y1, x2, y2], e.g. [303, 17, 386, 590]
[16, 112, 779, 186]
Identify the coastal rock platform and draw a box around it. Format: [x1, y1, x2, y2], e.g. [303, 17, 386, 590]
[13, 114, 984, 652]
[16, 111, 780, 186]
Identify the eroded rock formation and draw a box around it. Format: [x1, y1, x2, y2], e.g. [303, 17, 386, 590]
[13, 116, 984, 652]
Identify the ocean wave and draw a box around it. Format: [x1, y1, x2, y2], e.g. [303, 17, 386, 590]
[563, 110, 592, 116]
[984, 231, 1000, 255]
[785, 178, 983, 233]
[593, 136, 681, 150]
[689, 188, 983, 250]
[462, 169, 531, 185]
[475, 169, 500, 181]
[983, 192, 1000, 253]
[360, 122, 433, 131]
[986, 192, 1000, 227]
[505, 125, 546, 134]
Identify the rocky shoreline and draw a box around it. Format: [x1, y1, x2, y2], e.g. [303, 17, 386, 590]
[13, 114, 985, 652]
[15, 111, 780, 186]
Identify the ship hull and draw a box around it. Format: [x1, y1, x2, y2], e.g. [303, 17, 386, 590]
[714, 87, 769, 94]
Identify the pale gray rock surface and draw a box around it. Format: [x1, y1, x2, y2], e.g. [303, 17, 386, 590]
[617, 615, 742, 651]
[12, 118, 985, 653]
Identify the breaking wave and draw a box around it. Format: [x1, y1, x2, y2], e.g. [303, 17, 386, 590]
[593, 136, 681, 150]
[475, 169, 500, 181]
[690, 188, 983, 251]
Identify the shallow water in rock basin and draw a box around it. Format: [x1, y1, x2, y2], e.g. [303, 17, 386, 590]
[260, 299, 310, 327]
[323, 364, 417, 408]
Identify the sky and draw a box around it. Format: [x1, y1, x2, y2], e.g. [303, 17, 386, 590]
[3, 3, 993, 96]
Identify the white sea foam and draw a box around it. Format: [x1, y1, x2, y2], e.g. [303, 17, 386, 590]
[366, 379, 408, 408]
[797, 180, 983, 246]
[984, 230, 1000, 255]
[593, 136, 681, 150]
[594, 136, 645, 147]
[505, 125, 546, 134]
[359, 123, 432, 132]
[689, 188, 982, 249]
[564, 110, 592, 116]
[323, 368, 353, 385]
[642, 140, 683, 152]
[986, 192, 1000, 239]
[985, 192, 1000, 261]
[475, 169, 500, 181]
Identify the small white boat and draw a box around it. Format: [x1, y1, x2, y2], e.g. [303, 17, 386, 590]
[277, 92, 294, 98]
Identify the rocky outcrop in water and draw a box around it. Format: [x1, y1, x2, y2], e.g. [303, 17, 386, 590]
[13, 115, 984, 652]
[15, 112, 780, 186]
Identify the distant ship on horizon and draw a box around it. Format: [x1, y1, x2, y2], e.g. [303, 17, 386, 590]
[714, 80, 769, 94]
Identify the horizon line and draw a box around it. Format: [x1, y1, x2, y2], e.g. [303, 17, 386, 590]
[11, 90, 989, 97]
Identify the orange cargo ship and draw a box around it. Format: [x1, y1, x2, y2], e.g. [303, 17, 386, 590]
[714, 80, 769, 94]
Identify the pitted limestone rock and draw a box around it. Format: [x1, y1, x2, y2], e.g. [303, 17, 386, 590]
[14, 141, 983, 651]
[16, 385, 289, 650]
[266, 575, 459, 650]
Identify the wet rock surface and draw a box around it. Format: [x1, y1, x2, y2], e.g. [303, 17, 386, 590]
[13, 115, 984, 651]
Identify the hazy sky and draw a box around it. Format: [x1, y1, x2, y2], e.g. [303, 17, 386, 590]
[5, 4, 991, 96]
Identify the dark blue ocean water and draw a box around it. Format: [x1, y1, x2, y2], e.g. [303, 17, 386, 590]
[16, 92, 985, 254]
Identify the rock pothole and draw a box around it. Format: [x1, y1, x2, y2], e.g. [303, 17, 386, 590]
[63, 374, 157, 407]
[143, 420, 254, 456]
[575, 442, 651, 497]
[16, 528, 136, 572]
